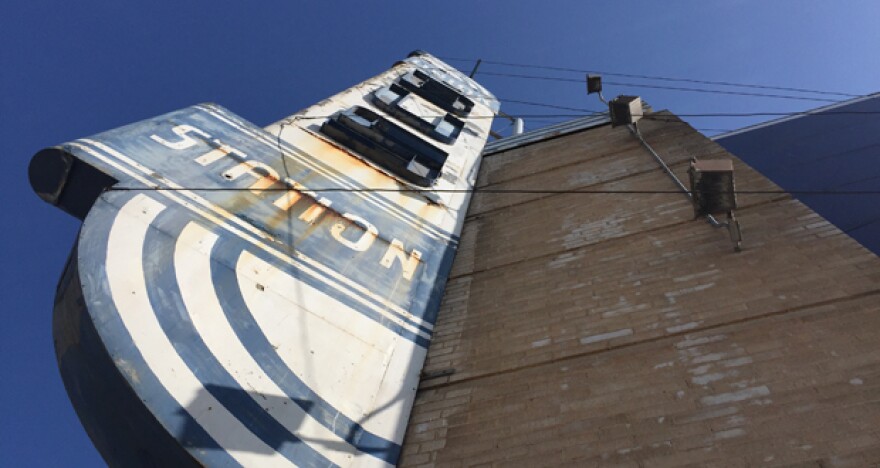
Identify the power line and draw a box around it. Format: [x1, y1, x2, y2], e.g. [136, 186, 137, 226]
[474, 71, 843, 103]
[499, 99, 602, 114]
[642, 110, 880, 119]
[440, 56, 861, 98]
[844, 216, 880, 234]
[290, 110, 880, 122]
[108, 187, 880, 196]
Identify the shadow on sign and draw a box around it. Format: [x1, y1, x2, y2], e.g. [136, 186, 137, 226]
[176, 384, 324, 455]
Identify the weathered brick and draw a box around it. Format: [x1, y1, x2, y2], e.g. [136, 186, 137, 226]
[400, 111, 880, 467]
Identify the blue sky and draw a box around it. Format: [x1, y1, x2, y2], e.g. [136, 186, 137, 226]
[2, 2, 879, 465]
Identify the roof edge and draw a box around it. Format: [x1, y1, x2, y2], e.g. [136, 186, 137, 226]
[482, 114, 610, 156]
[713, 92, 880, 141]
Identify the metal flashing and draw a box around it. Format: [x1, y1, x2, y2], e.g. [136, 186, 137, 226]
[483, 113, 610, 156]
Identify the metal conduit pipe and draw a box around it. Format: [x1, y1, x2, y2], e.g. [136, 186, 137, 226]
[629, 124, 727, 229]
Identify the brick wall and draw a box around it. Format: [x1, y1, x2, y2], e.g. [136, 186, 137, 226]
[401, 112, 880, 467]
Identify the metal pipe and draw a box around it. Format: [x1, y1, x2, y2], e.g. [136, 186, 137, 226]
[496, 111, 525, 137]
[629, 124, 726, 228]
[468, 59, 482, 78]
[512, 118, 524, 135]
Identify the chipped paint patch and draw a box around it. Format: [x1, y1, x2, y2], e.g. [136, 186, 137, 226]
[688, 364, 713, 375]
[692, 372, 729, 386]
[580, 328, 633, 345]
[850, 378, 864, 385]
[722, 357, 753, 368]
[749, 398, 774, 406]
[700, 386, 771, 406]
[673, 269, 721, 283]
[531, 338, 551, 348]
[664, 283, 716, 304]
[692, 352, 729, 364]
[616, 445, 642, 455]
[548, 252, 582, 269]
[115, 358, 141, 385]
[598, 296, 649, 319]
[675, 334, 727, 349]
[677, 406, 738, 423]
[559, 212, 626, 250]
[713, 428, 746, 440]
[666, 322, 700, 333]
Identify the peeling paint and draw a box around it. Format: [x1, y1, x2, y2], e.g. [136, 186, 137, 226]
[666, 322, 700, 333]
[713, 428, 746, 440]
[722, 357, 753, 368]
[531, 338, 551, 348]
[675, 334, 727, 349]
[580, 328, 633, 345]
[692, 372, 728, 386]
[700, 386, 770, 406]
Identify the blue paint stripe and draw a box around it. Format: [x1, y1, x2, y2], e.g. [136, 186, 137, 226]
[213, 234, 431, 348]
[78, 192, 240, 467]
[76, 139, 443, 334]
[208, 235, 402, 463]
[420, 239, 461, 327]
[140, 211, 336, 468]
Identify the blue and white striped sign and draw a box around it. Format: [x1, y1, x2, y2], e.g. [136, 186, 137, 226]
[34, 54, 497, 467]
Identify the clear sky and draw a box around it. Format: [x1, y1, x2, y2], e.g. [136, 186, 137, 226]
[2, 1, 879, 465]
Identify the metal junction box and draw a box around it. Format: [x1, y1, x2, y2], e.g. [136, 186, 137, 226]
[689, 159, 737, 217]
[609, 95, 643, 127]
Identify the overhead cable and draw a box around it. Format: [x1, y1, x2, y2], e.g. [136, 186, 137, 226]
[290, 110, 880, 122]
[108, 187, 880, 196]
[440, 56, 861, 98]
[474, 71, 843, 103]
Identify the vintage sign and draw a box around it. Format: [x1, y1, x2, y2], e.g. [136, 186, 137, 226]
[29, 52, 497, 467]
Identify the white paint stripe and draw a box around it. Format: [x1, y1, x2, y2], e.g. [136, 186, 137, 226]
[176, 222, 387, 466]
[105, 194, 295, 467]
[237, 250, 420, 442]
[74, 140, 432, 337]
[198, 105, 455, 241]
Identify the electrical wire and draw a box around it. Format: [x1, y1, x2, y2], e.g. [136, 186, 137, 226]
[641, 110, 880, 119]
[290, 110, 880, 122]
[440, 56, 861, 98]
[107, 187, 880, 195]
[474, 71, 843, 103]
[844, 216, 880, 234]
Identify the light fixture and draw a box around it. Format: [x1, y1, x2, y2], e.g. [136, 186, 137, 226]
[688, 159, 737, 218]
[689, 158, 743, 252]
[609, 95, 643, 127]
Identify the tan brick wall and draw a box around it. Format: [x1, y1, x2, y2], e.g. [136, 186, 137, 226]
[401, 112, 880, 467]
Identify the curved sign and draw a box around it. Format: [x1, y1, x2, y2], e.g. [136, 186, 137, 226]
[31, 54, 496, 467]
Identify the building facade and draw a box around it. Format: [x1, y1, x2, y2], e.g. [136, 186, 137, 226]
[400, 112, 880, 466]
